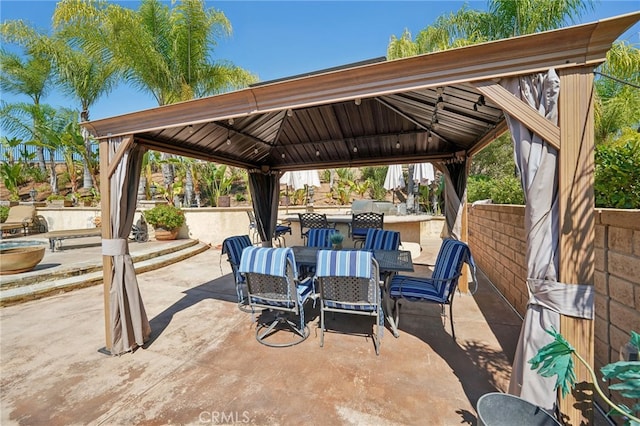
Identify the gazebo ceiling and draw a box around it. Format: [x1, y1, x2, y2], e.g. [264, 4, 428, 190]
[84, 12, 639, 171]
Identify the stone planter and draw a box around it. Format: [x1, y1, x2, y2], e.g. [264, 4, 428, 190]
[154, 228, 179, 241]
[0, 241, 47, 275]
[48, 200, 73, 207]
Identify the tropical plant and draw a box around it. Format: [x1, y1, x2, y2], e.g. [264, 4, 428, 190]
[0, 162, 23, 200]
[530, 328, 639, 425]
[361, 166, 388, 201]
[143, 204, 185, 231]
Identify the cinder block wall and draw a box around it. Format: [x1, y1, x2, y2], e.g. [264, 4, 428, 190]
[468, 205, 640, 412]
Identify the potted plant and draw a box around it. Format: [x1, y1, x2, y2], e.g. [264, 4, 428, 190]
[143, 204, 185, 240]
[46, 194, 73, 207]
[211, 165, 234, 207]
[330, 232, 344, 250]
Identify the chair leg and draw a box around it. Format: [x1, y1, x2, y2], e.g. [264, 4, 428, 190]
[320, 307, 325, 347]
[449, 303, 456, 340]
[393, 298, 401, 329]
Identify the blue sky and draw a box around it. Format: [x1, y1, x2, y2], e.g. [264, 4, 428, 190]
[1, 0, 639, 122]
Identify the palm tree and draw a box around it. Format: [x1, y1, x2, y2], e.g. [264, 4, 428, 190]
[0, 48, 53, 173]
[388, 0, 594, 58]
[2, 19, 118, 192]
[594, 41, 640, 143]
[1, 102, 63, 194]
[53, 0, 257, 197]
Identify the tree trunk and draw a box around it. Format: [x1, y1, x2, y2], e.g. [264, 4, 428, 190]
[48, 149, 58, 195]
[37, 146, 47, 174]
[184, 166, 194, 207]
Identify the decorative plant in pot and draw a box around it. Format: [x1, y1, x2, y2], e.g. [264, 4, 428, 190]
[330, 232, 344, 250]
[530, 328, 639, 425]
[143, 204, 185, 241]
[209, 164, 234, 207]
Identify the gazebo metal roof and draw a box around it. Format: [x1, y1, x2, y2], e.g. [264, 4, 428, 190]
[84, 12, 639, 171]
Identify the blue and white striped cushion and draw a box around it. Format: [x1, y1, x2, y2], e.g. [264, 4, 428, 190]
[239, 247, 296, 278]
[306, 228, 336, 248]
[324, 300, 377, 311]
[389, 275, 448, 303]
[222, 235, 252, 282]
[363, 229, 400, 250]
[315, 250, 372, 278]
[431, 239, 470, 282]
[390, 239, 472, 303]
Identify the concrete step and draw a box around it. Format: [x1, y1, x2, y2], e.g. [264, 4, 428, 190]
[0, 240, 210, 306]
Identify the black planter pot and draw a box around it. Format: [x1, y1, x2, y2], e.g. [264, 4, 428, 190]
[476, 393, 561, 426]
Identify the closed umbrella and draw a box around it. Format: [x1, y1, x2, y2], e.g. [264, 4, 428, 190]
[412, 163, 435, 213]
[280, 170, 321, 208]
[413, 162, 434, 185]
[384, 164, 405, 204]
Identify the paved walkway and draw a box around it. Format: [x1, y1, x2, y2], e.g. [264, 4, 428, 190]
[1, 237, 524, 425]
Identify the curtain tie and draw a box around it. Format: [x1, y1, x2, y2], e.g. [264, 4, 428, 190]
[102, 238, 128, 256]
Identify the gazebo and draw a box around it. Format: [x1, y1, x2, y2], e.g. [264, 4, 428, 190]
[84, 12, 639, 424]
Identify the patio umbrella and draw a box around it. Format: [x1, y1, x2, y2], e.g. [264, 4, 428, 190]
[383, 164, 405, 204]
[413, 162, 435, 185]
[280, 170, 321, 208]
[412, 163, 435, 213]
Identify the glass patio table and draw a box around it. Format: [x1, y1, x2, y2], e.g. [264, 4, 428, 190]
[291, 246, 413, 337]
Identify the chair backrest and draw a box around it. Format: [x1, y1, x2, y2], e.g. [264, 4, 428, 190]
[363, 229, 400, 250]
[239, 246, 300, 309]
[222, 235, 253, 283]
[306, 228, 336, 248]
[431, 239, 474, 295]
[351, 212, 384, 231]
[6, 205, 36, 224]
[315, 249, 380, 307]
[298, 213, 329, 235]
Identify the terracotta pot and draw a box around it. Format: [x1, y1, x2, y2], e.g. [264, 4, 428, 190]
[154, 228, 179, 241]
[217, 195, 231, 207]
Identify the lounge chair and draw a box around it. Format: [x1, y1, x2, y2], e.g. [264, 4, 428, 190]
[0, 205, 36, 239]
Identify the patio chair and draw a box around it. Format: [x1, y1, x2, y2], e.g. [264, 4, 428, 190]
[247, 210, 292, 247]
[315, 250, 383, 355]
[389, 238, 476, 340]
[298, 212, 331, 244]
[0, 205, 36, 239]
[305, 228, 337, 248]
[221, 235, 253, 311]
[363, 228, 400, 251]
[349, 212, 384, 248]
[239, 246, 315, 347]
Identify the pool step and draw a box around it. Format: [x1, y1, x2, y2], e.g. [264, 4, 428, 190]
[0, 239, 210, 306]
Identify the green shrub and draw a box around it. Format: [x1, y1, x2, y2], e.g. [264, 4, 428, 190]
[0, 205, 9, 223]
[595, 140, 640, 208]
[144, 204, 185, 230]
[467, 175, 524, 205]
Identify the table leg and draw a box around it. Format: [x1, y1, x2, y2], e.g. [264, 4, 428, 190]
[382, 272, 400, 338]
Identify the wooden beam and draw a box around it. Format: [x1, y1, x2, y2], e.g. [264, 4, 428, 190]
[474, 81, 561, 150]
[468, 119, 509, 157]
[99, 139, 113, 353]
[106, 135, 134, 179]
[557, 68, 595, 425]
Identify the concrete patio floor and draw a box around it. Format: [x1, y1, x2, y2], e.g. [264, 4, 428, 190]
[1, 237, 524, 425]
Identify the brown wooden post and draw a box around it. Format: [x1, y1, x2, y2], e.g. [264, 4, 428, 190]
[99, 139, 113, 352]
[557, 68, 595, 425]
[459, 159, 470, 293]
